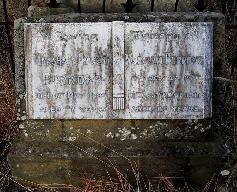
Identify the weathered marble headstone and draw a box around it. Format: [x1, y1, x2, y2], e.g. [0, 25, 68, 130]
[25, 22, 212, 119]
[11, 12, 225, 187]
[25, 23, 112, 119]
[124, 22, 212, 119]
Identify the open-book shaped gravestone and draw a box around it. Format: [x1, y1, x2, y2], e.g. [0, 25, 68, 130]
[11, 13, 225, 187]
[25, 21, 212, 119]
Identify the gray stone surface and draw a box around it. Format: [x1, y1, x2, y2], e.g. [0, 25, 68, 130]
[28, 6, 75, 17]
[124, 22, 212, 119]
[24, 21, 212, 119]
[25, 22, 112, 119]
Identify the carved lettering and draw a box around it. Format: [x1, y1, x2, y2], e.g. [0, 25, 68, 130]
[130, 31, 180, 41]
[43, 74, 103, 85]
[34, 55, 66, 67]
[25, 22, 212, 119]
[126, 53, 204, 66]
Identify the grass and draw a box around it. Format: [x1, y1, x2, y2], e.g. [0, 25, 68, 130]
[5, 135, 237, 191]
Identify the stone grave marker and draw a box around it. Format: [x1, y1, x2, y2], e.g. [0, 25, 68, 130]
[25, 21, 212, 119]
[10, 12, 225, 186]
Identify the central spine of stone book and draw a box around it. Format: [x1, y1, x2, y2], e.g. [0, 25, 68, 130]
[112, 21, 125, 110]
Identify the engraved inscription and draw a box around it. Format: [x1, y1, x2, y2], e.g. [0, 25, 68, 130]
[42, 74, 104, 85]
[25, 22, 212, 119]
[25, 23, 112, 119]
[124, 22, 212, 119]
[126, 54, 204, 66]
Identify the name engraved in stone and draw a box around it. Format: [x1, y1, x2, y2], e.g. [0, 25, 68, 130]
[25, 22, 212, 119]
[126, 54, 204, 66]
[34, 55, 66, 67]
[43, 74, 104, 85]
[34, 54, 108, 67]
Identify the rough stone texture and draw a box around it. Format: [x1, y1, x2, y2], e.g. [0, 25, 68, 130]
[24, 21, 212, 119]
[57, 0, 79, 10]
[31, 0, 47, 6]
[176, 0, 197, 12]
[105, 0, 126, 13]
[80, 0, 104, 13]
[10, 12, 225, 186]
[28, 6, 75, 17]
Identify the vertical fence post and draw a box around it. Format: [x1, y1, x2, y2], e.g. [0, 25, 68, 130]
[28, 0, 31, 7]
[78, 0, 81, 13]
[174, 0, 179, 12]
[151, 0, 154, 12]
[197, 0, 205, 11]
[102, 0, 106, 13]
[2, 0, 15, 74]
